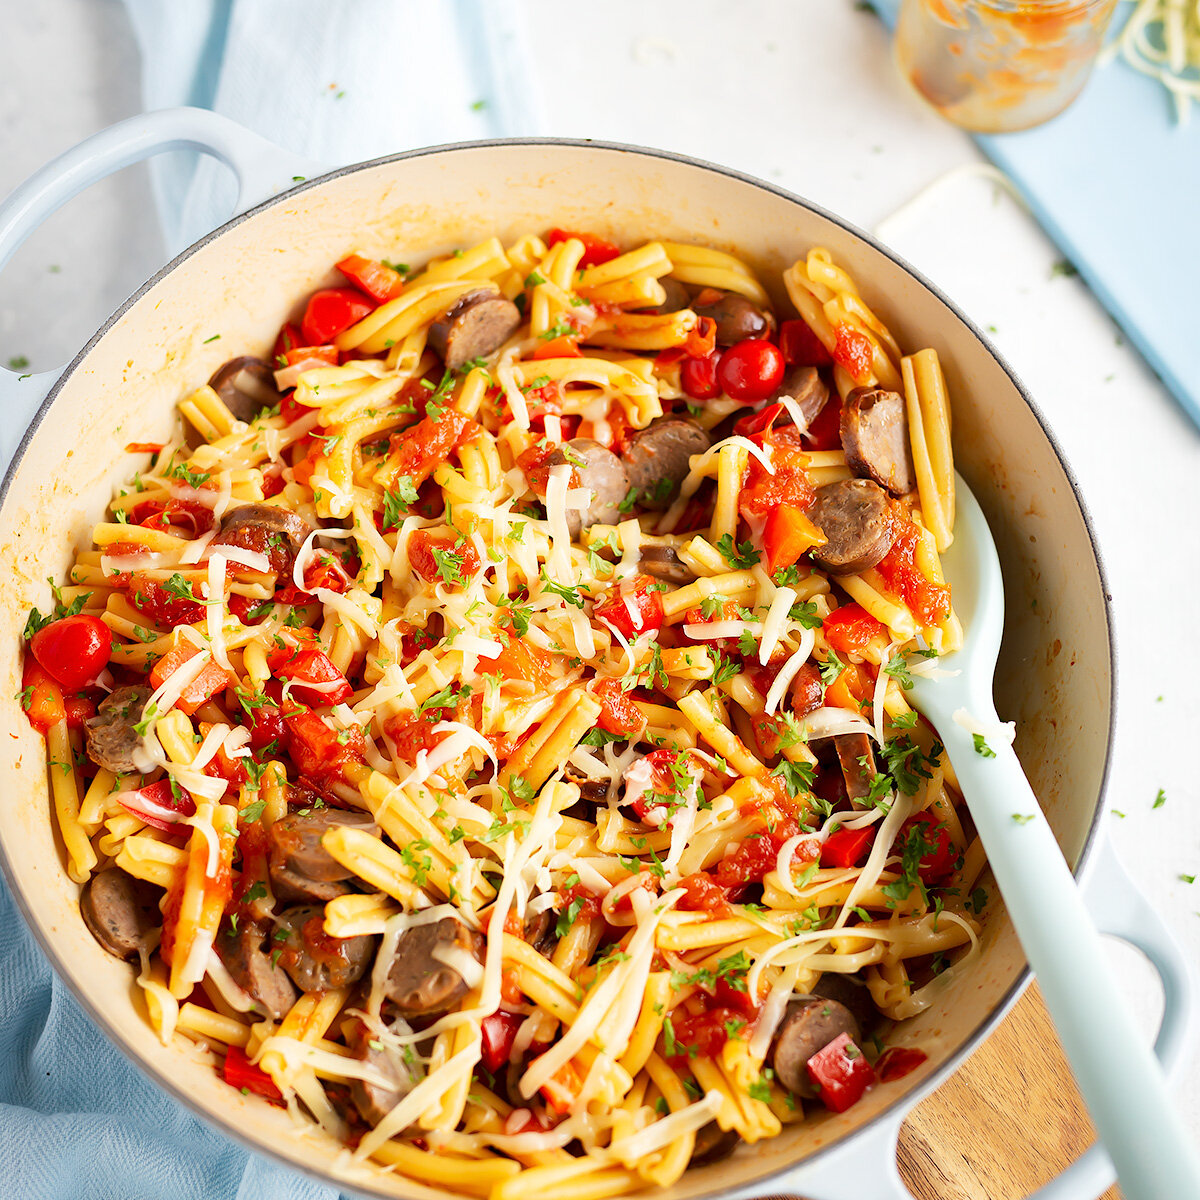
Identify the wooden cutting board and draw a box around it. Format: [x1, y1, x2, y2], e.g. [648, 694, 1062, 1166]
[782, 983, 1121, 1200]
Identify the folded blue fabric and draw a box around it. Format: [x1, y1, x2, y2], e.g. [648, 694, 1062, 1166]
[0, 3, 543, 1197]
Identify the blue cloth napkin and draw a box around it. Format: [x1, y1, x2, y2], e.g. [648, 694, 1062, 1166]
[0, 3, 543, 1197]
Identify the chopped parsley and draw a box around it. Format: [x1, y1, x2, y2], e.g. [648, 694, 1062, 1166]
[715, 534, 760, 570]
[972, 733, 996, 758]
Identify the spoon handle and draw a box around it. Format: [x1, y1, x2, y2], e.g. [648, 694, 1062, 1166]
[935, 712, 1200, 1199]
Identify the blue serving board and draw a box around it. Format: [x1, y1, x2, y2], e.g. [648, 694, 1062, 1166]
[878, 2, 1200, 431]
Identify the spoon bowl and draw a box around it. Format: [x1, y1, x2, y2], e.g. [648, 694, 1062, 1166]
[908, 474, 1200, 1200]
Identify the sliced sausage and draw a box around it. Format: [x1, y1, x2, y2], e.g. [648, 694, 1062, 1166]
[79, 868, 160, 959]
[208, 357, 280, 423]
[524, 909, 557, 957]
[428, 289, 521, 371]
[84, 685, 150, 775]
[692, 291, 771, 346]
[835, 732, 877, 806]
[691, 1123, 741, 1165]
[787, 661, 825, 718]
[841, 387, 916, 496]
[773, 365, 830, 430]
[771, 996, 861, 1098]
[813, 971, 878, 1037]
[275, 904, 375, 992]
[623, 417, 711, 510]
[347, 1020, 420, 1127]
[267, 808, 379, 903]
[640, 276, 691, 315]
[385, 916, 482, 1016]
[216, 919, 299, 1020]
[809, 479, 896, 575]
[213, 503, 312, 577]
[545, 438, 630, 537]
[639, 543, 697, 585]
[564, 765, 611, 807]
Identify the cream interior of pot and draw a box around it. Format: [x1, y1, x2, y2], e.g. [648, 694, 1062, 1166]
[0, 143, 1111, 1199]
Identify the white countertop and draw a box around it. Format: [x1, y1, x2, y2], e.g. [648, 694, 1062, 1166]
[1, 0, 1196, 1139]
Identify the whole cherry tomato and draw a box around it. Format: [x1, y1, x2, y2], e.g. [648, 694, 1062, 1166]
[680, 353, 720, 400]
[29, 614, 112, 689]
[716, 339, 785, 402]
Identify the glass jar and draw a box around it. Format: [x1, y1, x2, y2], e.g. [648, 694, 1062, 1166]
[894, 0, 1118, 133]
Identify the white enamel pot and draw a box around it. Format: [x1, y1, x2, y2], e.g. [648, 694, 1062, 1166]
[0, 109, 1192, 1200]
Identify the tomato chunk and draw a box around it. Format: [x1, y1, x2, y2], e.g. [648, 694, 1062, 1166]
[20, 658, 65, 734]
[223, 1045, 283, 1102]
[407, 530, 481, 589]
[117, 778, 196, 834]
[480, 1011, 524, 1075]
[382, 410, 479, 488]
[300, 286, 375, 345]
[806, 1032, 877, 1113]
[283, 709, 363, 779]
[591, 676, 644, 736]
[266, 641, 354, 707]
[127, 576, 205, 628]
[30, 614, 112, 690]
[874, 524, 951, 627]
[820, 825, 875, 869]
[779, 318, 833, 367]
[899, 810, 957, 883]
[763, 503, 825, 575]
[545, 228, 621, 267]
[831, 324, 874, 382]
[822, 603, 887, 654]
[593, 576, 664, 639]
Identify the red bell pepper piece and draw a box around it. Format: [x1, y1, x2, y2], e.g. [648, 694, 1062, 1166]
[20, 658, 65, 734]
[545, 228, 621, 268]
[336, 253, 405, 303]
[223, 1044, 284, 1102]
[820, 825, 875, 869]
[822, 603, 887, 654]
[300, 286, 375, 345]
[806, 1032, 877, 1113]
[149, 643, 235, 716]
[593, 576, 664, 639]
[480, 1010, 524, 1075]
[266, 641, 354, 707]
[117, 778, 196, 834]
[779, 318, 833, 367]
[762, 503, 822, 575]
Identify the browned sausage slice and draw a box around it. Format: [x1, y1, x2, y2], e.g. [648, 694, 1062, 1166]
[809, 479, 896, 575]
[216, 920, 299, 1019]
[214, 503, 313, 577]
[787, 661, 825, 718]
[428, 289, 521, 370]
[267, 808, 379, 903]
[692, 291, 771, 346]
[80, 868, 161, 959]
[623, 417, 711, 510]
[812, 971, 877, 1036]
[640, 277, 691, 315]
[274, 905, 375, 992]
[639, 543, 697, 585]
[691, 1123, 741, 1164]
[773, 365, 830, 430]
[841, 387, 916, 496]
[385, 916, 482, 1016]
[770, 996, 861, 1098]
[544, 438, 630, 536]
[347, 1020, 420, 1127]
[85, 686, 150, 775]
[835, 732, 878, 806]
[207, 357, 280, 423]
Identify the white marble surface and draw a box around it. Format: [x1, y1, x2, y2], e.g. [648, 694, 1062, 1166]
[0, 0, 1195, 1142]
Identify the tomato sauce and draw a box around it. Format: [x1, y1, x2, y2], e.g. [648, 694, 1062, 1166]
[874, 523, 950, 626]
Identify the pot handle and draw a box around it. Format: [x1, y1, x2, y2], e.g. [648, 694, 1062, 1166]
[0, 107, 320, 456]
[746, 834, 1196, 1200]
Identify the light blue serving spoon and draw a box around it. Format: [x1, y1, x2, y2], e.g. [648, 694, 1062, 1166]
[908, 475, 1200, 1199]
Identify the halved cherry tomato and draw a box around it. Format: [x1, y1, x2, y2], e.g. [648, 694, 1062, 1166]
[593, 576, 664, 638]
[480, 1011, 524, 1075]
[19, 658, 65, 734]
[300, 287, 375, 345]
[822, 603, 887, 654]
[680, 353, 720, 400]
[899, 810, 957, 882]
[117, 778, 196, 834]
[716, 339, 785, 402]
[546, 229, 621, 268]
[273, 322, 303, 365]
[30, 615, 112, 690]
[820, 825, 875, 869]
[591, 676, 644, 736]
[336, 254, 405, 303]
[149, 643, 235, 715]
[807, 1032, 877, 1112]
[779, 318, 833, 367]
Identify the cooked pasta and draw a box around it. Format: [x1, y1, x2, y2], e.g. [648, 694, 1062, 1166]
[20, 230, 989, 1196]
